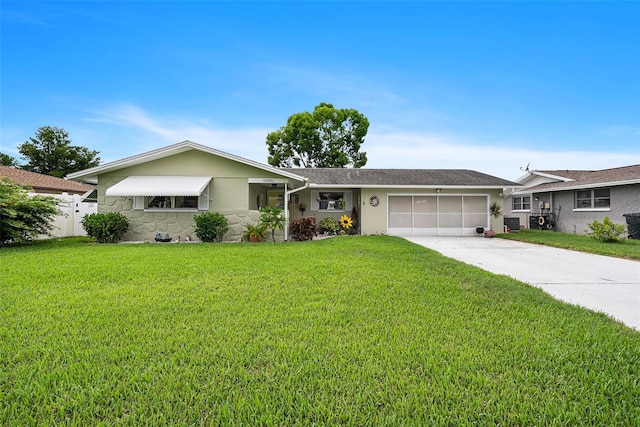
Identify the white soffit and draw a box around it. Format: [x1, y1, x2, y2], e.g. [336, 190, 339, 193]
[105, 176, 211, 197]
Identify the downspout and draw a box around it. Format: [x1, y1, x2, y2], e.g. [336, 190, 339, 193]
[284, 178, 309, 241]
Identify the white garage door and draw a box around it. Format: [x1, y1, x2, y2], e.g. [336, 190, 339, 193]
[388, 195, 489, 236]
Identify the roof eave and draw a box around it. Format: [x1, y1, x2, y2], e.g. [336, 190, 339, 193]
[531, 171, 576, 182]
[518, 179, 640, 194]
[308, 184, 521, 189]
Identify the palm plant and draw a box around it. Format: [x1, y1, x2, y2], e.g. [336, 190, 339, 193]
[259, 207, 286, 242]
[242, 223, 267, 242]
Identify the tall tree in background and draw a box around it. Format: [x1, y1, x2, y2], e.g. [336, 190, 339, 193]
[266, 103, 369, 168]
[0, 153, 18, 167]
[19, 126, 100, 177]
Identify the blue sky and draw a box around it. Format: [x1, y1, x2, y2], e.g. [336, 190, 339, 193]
[1, 1, 639, 180]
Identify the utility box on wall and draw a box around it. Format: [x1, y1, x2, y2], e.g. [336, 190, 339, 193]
[504, 217, 520, 232]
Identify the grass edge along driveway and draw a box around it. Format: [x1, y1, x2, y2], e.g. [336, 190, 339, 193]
[1, 236, 639, 425]
[498, 228, 640, 260]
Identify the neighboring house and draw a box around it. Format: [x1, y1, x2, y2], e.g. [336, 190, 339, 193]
[0, 166, 97, 237]
[1, 166, 93, 195]
[503, 164, 640, 235]
[67, 140, 520, 242]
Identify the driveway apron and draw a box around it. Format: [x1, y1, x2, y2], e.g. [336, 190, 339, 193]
[405, 236, 640, 331]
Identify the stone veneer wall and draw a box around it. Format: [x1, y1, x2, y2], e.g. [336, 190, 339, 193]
[101, 195, 264, 242]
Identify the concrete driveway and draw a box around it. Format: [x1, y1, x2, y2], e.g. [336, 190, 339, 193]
[405, 236, 640, 331]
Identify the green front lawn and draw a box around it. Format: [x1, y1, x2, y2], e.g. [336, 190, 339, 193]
[1, 237, 639, 425]
[498, 229, 640, 260]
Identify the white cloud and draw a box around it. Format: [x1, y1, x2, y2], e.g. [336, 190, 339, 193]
[603, 125, 640, 136]
[365, 130, 640, 181]
[0, 127, 25, 156]
[84, 104, 273, 163]
[83, 104, 640, 182]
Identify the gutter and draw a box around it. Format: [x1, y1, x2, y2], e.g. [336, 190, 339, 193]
[284, 179, 309, 241]
[305, 184, 521, 190]
[511, 178, 640, 195]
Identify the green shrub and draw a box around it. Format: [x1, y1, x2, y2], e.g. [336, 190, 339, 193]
[587, 216, 627, 242]
[194, 212, 229, 242]
[0, 178, 61, 245]
[319, 217, 341, 235]
[290, 216, 317, 241]
[81, 212, 129, 243]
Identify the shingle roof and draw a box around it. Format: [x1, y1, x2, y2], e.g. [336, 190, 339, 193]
[528, 164, 640, 192]
[281, 168, 519, 187]
[0, 166, 94, 194]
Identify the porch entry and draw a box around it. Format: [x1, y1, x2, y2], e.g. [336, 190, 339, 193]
[387, 195, 489, 236]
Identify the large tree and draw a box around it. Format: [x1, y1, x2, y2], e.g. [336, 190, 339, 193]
[266, 102, 369, 168]
[19, 126, 100, 177]
[0, 153, 18, 167]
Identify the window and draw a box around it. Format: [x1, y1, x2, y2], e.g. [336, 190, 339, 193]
[575, 188, 610, 209]
[512, 196, 531, 211]
[311, 190, 352, 211]
[146, 195, 198, 209]
[134, 186, 209, 211]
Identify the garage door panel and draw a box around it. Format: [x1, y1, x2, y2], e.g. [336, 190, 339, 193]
[465, 213, 487, 228]
[411, 228, 439, 236]
[439, 196, 462, 213]
[414, 213, 437, 228]
[464, 196, 486, 212]
[439, 213, 463, 228]
[389, 213, 412, 228]
[389, 196, 412, 212]
[413, 196, 437, 213]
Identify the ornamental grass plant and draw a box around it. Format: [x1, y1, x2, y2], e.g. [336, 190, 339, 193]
[1, 236, 638, 425]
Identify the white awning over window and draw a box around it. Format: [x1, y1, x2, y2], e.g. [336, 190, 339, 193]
[106, 176, 212, 197]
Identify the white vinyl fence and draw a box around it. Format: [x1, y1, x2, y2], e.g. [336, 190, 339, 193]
[30, 193, 98, 238]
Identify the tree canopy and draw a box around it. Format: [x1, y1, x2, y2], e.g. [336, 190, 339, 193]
[19, 126, 100, 178]
[266, 103, 369, 168]
[0, 153, 18, 167]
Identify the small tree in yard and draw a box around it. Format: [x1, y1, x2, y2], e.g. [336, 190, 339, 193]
[0, 178, 60, 245]
[194, 212, 229, 242]
[259, 207, 286, 242]
[587, 216, 627, 243]
[81, 212, 129, 243]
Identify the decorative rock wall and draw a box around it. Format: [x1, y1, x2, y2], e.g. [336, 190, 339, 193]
[102, 195, 266, 242]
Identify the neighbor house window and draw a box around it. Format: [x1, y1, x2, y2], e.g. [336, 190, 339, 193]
[311, 190, 352, 211]
[575, 188, 610, 209]
[512, 196, 531, 211]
